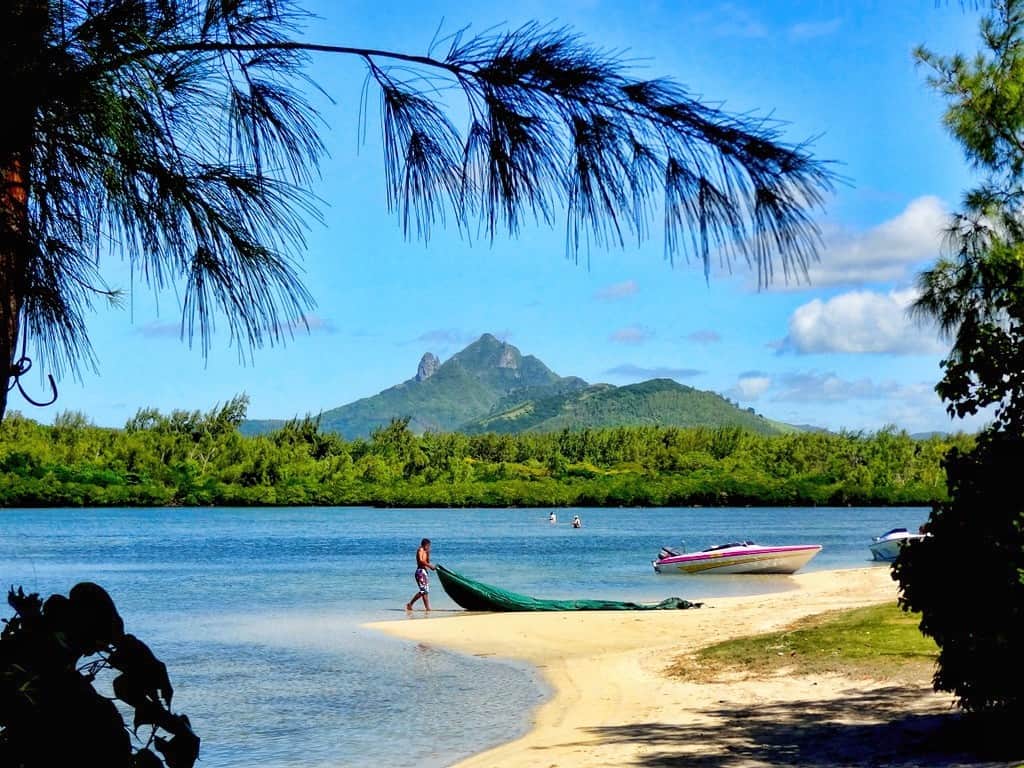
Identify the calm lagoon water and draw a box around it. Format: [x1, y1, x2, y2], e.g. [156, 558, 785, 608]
[0, 505, 927, 767]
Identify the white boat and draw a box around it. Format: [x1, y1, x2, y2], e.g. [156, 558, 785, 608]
[652, 541, 822, 575]
[869, 528, 927, 561]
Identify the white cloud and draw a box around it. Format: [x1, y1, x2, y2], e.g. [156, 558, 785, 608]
[594, 280, 638, 302]
[771, 371, 901, 402]
[273, 313, 336, 336]
[772, 196, 948, 291]
[685, 329, 722, 344]
[878, 384, 993, 434]
[789, 18, 842, 40]
[409, 329, 480, 346]
[140, 312, 336, 341]
[606, 364, 702, 380]
[609, 325, 653, 345]
[137, 320, 180, 339]
[779, 287, 945, 355]
[696, 4, 768, 38]
[732, 375, 772, 400]
[724, 370, 991, 432]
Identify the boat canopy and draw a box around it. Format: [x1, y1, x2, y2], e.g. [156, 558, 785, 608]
[437, 565, 701, 612]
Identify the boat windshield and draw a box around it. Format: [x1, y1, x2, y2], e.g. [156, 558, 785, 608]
[704, 541, 756, 551]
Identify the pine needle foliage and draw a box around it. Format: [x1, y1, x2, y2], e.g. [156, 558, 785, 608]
[1, 1, 836, 416]
[369, 22, 837, 282]
[911, 0, 1024, 431]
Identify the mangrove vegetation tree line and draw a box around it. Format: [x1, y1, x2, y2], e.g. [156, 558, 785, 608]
[0, 397, 970, 508]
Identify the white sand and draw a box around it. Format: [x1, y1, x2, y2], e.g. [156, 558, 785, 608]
[367, 568, 962, 767]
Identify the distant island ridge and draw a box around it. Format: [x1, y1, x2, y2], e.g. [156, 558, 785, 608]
[241, 333, 800, 438]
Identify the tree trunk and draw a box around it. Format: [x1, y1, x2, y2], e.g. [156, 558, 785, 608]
[0, 157, 29, 424]
[1, 0, 48, 422]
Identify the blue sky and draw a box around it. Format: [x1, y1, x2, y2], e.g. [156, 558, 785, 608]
[26, 1, 993, 433]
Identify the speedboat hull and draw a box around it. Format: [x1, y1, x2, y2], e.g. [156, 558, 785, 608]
[869, 529, 927, 561]
[653, 544, 822, 575]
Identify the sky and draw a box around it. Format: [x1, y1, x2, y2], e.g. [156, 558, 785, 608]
[25, 0, 996, 433]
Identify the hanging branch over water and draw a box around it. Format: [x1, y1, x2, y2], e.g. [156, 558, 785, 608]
[108, 21, 837, 280]
[0, 0, 837, 420]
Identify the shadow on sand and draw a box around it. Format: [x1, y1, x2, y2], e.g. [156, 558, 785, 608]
[583, 686, 1021, 767]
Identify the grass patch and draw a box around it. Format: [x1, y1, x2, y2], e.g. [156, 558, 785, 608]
[669, 602, 937, 683]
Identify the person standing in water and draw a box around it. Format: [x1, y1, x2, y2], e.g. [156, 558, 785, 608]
[572, 514, 582, 528]
[406, 538, 436, 611]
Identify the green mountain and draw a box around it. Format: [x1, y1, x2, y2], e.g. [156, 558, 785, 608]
[275, 334, 587, 438]
[242, 334, 798, 438]
[461, 378, 796, 436]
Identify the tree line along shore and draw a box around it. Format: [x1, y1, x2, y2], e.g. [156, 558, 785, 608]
[0, 398, 971, 508]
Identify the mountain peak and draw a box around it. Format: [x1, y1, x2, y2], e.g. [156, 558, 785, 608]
[464, 333, 511, 355]
[244, 332, 795, 439]
[451, 334, 524, 370]
[416, 353, 440, 381]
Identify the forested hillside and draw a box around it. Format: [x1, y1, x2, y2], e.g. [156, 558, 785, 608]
[463, 379, 796, 435]
[0, 397, 971, 508]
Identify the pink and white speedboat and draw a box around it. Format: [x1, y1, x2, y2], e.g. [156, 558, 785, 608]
[653, 541, 822, 575]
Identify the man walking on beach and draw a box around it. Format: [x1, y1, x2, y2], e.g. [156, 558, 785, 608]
[406, 538, 436, 611]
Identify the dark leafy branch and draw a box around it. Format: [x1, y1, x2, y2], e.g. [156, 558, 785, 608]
[0, 583, 199, 768]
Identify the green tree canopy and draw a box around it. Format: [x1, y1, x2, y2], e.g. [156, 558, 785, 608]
[897, 0, 1024, 716]
[913, 0, 1024, 431]
[0, 405, 967, 508]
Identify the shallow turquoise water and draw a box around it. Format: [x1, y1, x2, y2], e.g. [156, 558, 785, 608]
[0, 506, 927, 767]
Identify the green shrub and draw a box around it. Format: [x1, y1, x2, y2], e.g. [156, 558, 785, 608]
[894, 431, 1024, 713]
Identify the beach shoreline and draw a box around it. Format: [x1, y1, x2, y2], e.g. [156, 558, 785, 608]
[366, 567, 974, 767]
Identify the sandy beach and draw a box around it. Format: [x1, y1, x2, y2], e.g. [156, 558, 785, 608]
[368, 567, 1011, 767]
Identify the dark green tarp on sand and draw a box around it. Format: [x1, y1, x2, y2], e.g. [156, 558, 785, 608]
[437, 565, 702, 612]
